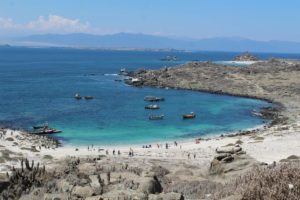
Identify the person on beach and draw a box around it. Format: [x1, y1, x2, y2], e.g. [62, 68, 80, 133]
[188, 153, 190, 159]
[194, 153, 196, 159]
[113, 149, 115, 155]
[174, 141, 178, 146]
[165, 143, 168, 149]
[118, 150, 121, 155]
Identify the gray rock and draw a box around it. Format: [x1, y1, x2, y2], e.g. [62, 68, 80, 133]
[43, 193, 69, 200]
[222, 155, 234, 163]
[72, 185, 94, 198]
[138, 176, 163, 194]
[216, 146, 242, 154]
[149, 192, 184, 200]
[214, 153, 231, 161]
[57, 180, 73, 193]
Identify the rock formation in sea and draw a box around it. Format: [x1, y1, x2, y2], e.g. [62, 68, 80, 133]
[234, 52, 259, 61]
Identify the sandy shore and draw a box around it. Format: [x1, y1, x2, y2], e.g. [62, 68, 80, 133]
[1, 118, 300, 173]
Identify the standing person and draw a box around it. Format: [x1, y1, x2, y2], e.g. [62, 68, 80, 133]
[113, 149, 115, 155]
[118, 150, 121, 155]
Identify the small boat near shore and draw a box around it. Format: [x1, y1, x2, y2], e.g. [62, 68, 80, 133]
[84, 96, 94, 100]
[119, 68, 129, 76]
[182, 112, 196, 119]
[74, 93, 82, 100]
[145, 104, 160, 110]
[149, 115, 164, 120]
[33, 123, 48, 129]
[144, 96, 165, 102]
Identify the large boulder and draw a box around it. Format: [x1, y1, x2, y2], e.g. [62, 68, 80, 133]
[95, 189, 148, 200]
[57, 179, 73, 193]
[138, 176, 163, 194]
[72, 185, 94, 198]
[216, 146, 242, 154]
[78, 163, 96, 175]
[43, 193, 69, 200]
[149, 192, 184, 200]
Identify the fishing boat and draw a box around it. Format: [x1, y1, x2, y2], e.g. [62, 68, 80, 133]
[33, 123, 48, 129]
[144, 96, 165, 102]
[182, 112, 196, 119]
[74, 93, 82, 100]
[149, 115, 164, 120]
[84, 96, 94, 100]
[145, 104, 160, 110]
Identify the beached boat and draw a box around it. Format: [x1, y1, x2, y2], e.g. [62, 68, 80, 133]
[145, 104, 160, 110]
[84, 96, 94, 100]
[74, 93, 82, 100]
[149, 115, 164, 120]
[182, 112, 196, 119]
[144, 96, 165, 102]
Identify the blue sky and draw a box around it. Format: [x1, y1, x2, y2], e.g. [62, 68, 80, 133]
[0, 0, 299, 41]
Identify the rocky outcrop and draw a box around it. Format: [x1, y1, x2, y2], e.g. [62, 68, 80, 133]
[126, 59, 300, 123]
[234, 52, 259, 61]
[72, 185, 94, 198]
[210, 145, 257, 177]
[138, 176, 163, 194]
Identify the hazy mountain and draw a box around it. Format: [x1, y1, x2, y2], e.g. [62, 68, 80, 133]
[17, 33, 300, 53]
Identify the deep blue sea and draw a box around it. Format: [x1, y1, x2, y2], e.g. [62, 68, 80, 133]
[1, 47, 299, 145]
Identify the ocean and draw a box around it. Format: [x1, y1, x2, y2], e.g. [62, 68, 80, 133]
[1, 47, 298, 146]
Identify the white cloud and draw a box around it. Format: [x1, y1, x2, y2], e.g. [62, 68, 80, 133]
[0, 15, 91, 34]
[0, 18, 20, 29]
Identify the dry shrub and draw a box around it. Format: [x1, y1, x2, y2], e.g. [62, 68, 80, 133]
[214, 161, 300, 200]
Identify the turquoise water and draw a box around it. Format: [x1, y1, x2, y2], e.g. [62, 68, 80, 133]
[0, 47, 295, 145]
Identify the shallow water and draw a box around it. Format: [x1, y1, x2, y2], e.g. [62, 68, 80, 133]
[0, 47, 295, 145]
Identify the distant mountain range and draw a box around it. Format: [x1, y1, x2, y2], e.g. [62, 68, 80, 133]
[13, 33, 300, 53]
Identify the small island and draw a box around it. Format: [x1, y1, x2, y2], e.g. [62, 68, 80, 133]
[234, 52, 259, 61]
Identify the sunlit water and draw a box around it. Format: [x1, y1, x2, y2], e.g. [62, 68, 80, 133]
[1, 47, 297, 145]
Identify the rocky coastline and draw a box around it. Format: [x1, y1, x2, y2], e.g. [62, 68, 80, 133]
[126, 59, 300, 124]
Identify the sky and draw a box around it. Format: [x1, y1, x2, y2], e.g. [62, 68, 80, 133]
[0, 0, 299, 42]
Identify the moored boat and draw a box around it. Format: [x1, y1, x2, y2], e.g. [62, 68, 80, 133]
[145, 104, 160, 110]
[84, 96, 94, 100]
[119, 68, 129, 76]
[144, 96, 165, 102]
[182, 112, 196, 119]
[74, 93, 82, 100]
[149, 114, 164, 120]
[33, 122, 48, 129]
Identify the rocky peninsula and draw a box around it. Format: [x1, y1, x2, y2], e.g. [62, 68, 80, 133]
[127, 59, 300, 123]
